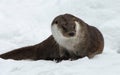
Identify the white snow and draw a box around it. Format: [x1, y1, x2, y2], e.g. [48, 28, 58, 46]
[0, 0, 120, 75]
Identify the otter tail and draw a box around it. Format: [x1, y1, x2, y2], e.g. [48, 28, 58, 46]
[0, 46, 37, 60]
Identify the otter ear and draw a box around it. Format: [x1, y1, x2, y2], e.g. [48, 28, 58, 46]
[75, 21, 81, 31]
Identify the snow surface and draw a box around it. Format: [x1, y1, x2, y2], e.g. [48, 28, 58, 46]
[0, 0, 120, 75]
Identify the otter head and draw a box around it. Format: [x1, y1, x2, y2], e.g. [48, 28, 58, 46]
[51, 14, 82, 51]
[52, 14, 81, 37]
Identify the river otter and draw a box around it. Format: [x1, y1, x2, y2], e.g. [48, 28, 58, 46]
[0, 14, 104, 61]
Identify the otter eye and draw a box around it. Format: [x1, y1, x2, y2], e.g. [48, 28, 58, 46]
[54, 21, 58, 24]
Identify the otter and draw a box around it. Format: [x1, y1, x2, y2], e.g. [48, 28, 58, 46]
[0, 14, 104, 62]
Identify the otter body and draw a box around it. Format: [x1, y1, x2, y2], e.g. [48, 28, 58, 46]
[0, 14, 104, 61]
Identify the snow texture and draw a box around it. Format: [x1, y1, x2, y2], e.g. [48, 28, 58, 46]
[0, 0, 120, 75]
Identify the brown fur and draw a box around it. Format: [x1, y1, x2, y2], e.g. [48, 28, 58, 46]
[0, 14, 104, 62]
[0, 35, 61, 61]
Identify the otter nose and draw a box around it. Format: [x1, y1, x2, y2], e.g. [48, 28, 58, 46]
[68, 32, 75, 36]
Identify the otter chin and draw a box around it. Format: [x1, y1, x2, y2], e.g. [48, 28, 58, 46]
[0, 14, 104, 62]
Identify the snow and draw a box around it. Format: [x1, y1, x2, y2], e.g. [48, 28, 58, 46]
[0, 0, 120, 75]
